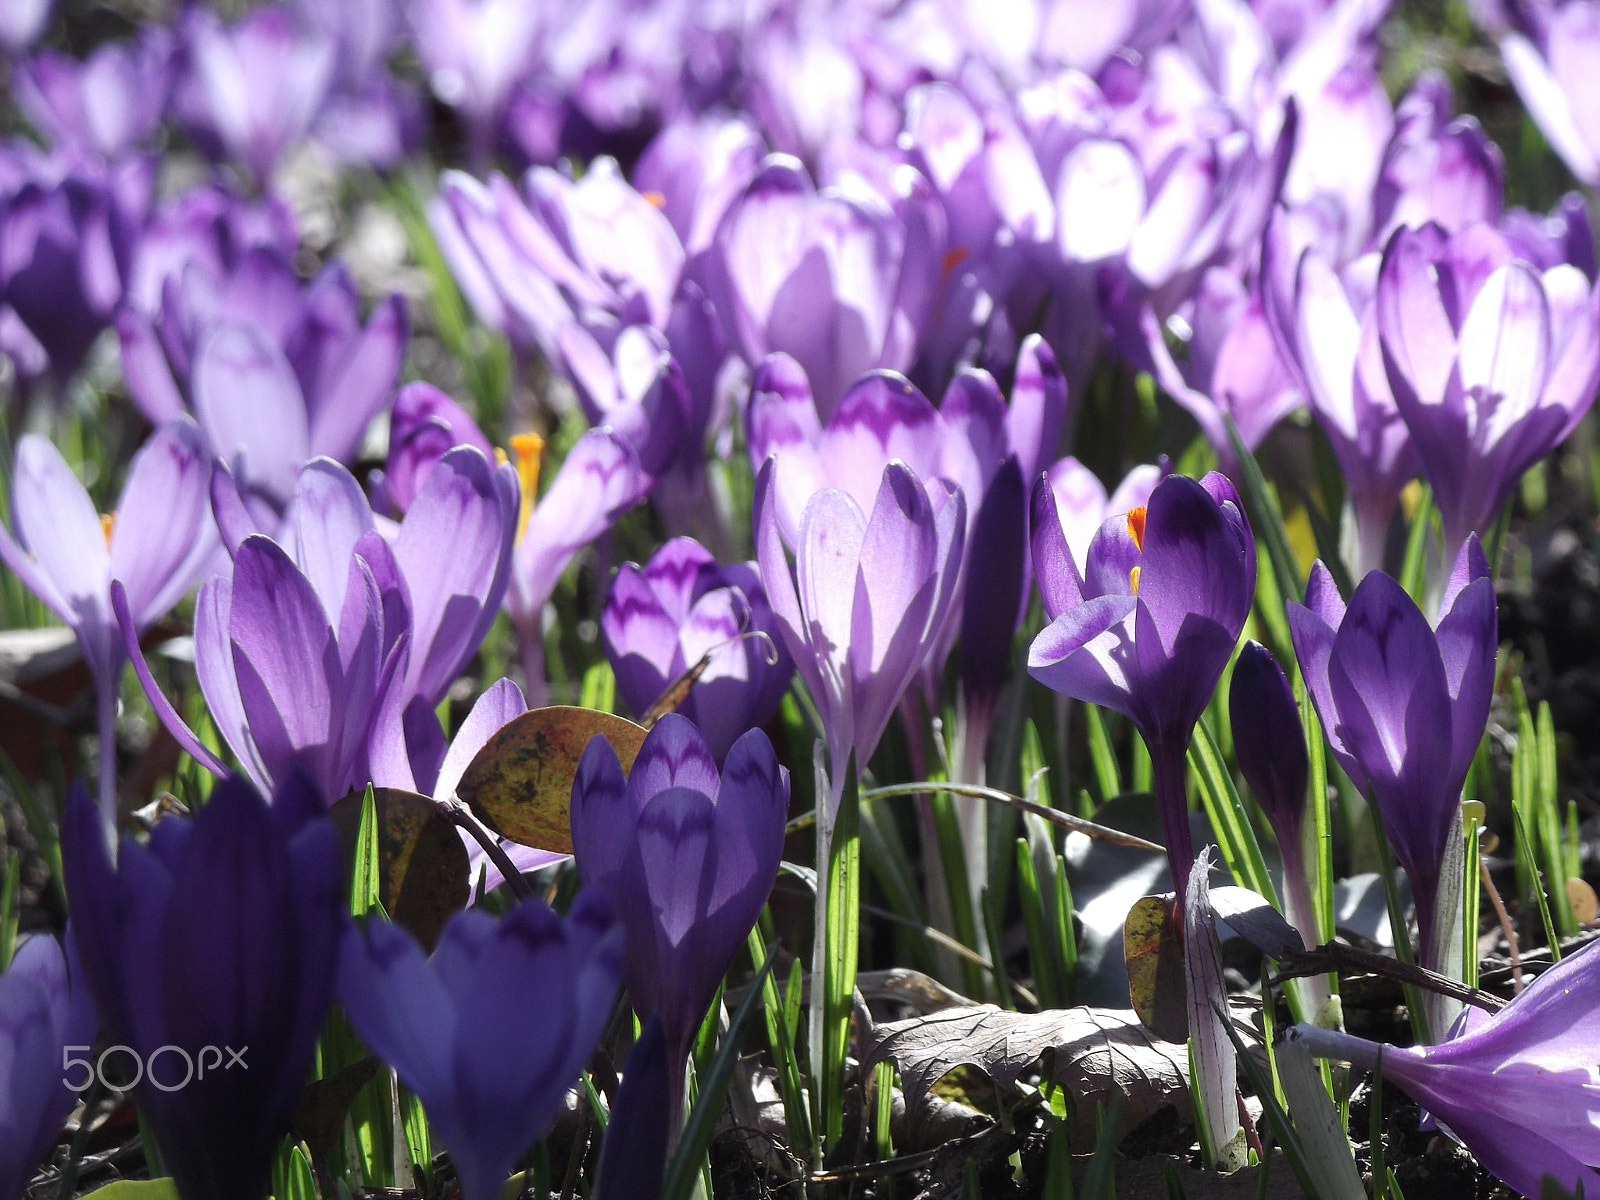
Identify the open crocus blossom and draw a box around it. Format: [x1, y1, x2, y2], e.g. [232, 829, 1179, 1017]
[338, 893, 623, 1200]
[0, 422, 211, 830]
[570, 715, 788, 1124]
[63, 773, 343, 1200]
[0, 933, 95, 1200]
[1028, 473, 1254, 903]
[754, 455, 965, 808]
[1287, 537, 1496, 975]
[601, 536, 793, 763]
[1290, 939, 1600, 1199]
[1376, 222, 1600, 564]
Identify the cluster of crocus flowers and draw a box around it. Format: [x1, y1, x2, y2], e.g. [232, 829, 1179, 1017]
[1029, 472, 1255, 903]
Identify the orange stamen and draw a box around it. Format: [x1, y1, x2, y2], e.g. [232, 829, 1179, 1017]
[642, 190, 667, 209]
[1126, 505, 1147, 551]
[509, 432, 545, 542]
[100, 512, 116, 545]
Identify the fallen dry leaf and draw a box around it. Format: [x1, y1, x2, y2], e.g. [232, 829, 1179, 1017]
[862, 1004, 1192, 1138]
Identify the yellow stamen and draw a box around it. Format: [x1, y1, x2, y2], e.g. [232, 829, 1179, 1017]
[1126, 505, 1146, 551]
[642, 190, 667, 209]
[494, 446, 509, 466]
[509, 432, 545, 542]
[1130, 564, 1141, 595]
[100, 512, 116, 545]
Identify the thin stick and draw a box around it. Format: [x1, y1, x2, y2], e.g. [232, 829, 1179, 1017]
[440, 799, 536, 902]
[1478, 857, 1525, 992]
[786, 781, 1165, 854]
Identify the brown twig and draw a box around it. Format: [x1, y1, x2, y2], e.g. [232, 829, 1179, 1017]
[1269, 940, 1507, 1013]
[1478, 856, 1525, 992]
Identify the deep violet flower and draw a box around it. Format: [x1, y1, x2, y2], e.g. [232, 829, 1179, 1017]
[1377, 222, 1600, 564]
[1292, 939, 1600, 1199]
[339, 892, 623, 1200]
[570, 715, 788, 1122]
[0, 423, 212, 830]
[380, 381, 495, 515]
[1028, 473, 1255, 903]
[601, 537, 793, 763]
[0, 933, 95, 1200]
[1287, 537, 1496, 975]
[63, 774, 343, 1200]
[15, 30, 174, 158]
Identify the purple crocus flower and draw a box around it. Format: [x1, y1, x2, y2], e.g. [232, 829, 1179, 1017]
[1261, 211, 1418, 576]
[0, 934, 95, 1200]
[594, 1015, 669, 1200]
[339, 892, 623, 1200]
[602, 537, 793, 763]
[118, 249, 407, 518]
[1, 166, 142, 385]
[131, 449, 515, 803]
[63, 773, 343, 1200]
[1028, 473, 1255, 903]
[0, 0, 50, 54]
[409, 0, 544, 161]
[570, 715, 788, 1123]
[380, 381, 494, 515]
[1500, 192, 1596, 278]
[16, 30, 174, 158]
[631, 113, 765, 256]
[1287, 538, 1496, 974]
[754, 455, 965, 808]
[1292, 939, 1600, 1198]
[1033, 456, 1165, 578]
[174, 5, 335, 185]
[1495, 1, 1600, 189]
[706, 155, 945, 420]
[0, 423, 212, 830]
[1377, 222, 1600, 564]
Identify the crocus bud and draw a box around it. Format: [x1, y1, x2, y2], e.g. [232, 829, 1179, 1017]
[1288, 537, 1496, 978]
[570, 715, 788, 1108]
[339, 892, 623, 1200]
[0, 933, 95, 1200]
[63, 774, 343, 1200]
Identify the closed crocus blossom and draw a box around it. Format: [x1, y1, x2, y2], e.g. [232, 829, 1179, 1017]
[1287, 537, 1496, 976]
[1, 168, 141, 385]
[63, 774, 343, 1200]
[0, 934, 95, 1200]
[1292, 939, 1600, 1199]
[339, 893, 623, 1200]
[409, 0, 543, 158]
[755, 456, 965, 809]
[118, 250, 407, 519]
[1496, 1, 1600, 189]
[1377, 222, 1600, 564]
[570, 716, 788, 1124]
[602, 537, 793, 763]
[1028, 473, 1254, 903]
[0, 423, 212, 829]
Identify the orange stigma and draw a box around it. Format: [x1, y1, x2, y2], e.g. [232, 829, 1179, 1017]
[100, 512, 116, 545]
[1126, 505, 1147, 551]
[642, 190, 667, 209]
[941, 245, 968, 276]
[509, 432, 545, 542]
